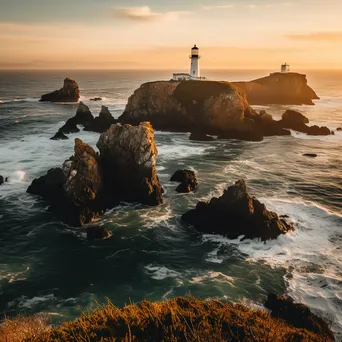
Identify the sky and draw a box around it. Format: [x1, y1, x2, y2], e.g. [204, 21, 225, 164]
[1, 0, 342, 70]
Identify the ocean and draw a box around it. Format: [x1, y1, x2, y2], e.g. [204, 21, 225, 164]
[0, 70, 341, 337]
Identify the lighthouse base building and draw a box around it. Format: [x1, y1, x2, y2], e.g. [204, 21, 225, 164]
[173, 45, 206, 81]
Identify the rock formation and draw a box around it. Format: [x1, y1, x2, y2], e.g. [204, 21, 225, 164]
[182, 179, 294, 241]
[40, 78, 80, 102]
[279, 110, 332, 135]
[0, 175, 4, 185]
[337, 127, 342, 131]
[265, 294, 335, 341]
[170, 170, 198, 193]
[27, 122, 163, 225]
[86, 226, 110, 240]
[50, 131, 69, 140]
[90, 97, 102, 101]
[119, 81, 267, 141]
[84, 105, 117, 133]
[232, 72, 319, 105]
[303, 153, 317, 158]
[97, 122, 163, 206]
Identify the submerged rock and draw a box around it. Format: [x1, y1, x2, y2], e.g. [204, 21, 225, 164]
[86, 226, 110, 240]
[337, 127, 342, 131]
[280, 110, 331, 136]
[189, 132, 215, 141]
[97, 122, 163, 206]
[265, 294, 335, 341]
[84, 105, 117, 133]
[50, 131, 69, 140]
[303, 153, 317, 158]
[0, 175, 4, 185]
[170, 170, 198, 193]
[90, 97, 102, 101]
[27, 122, 163, 225]
[232, 72, 319, 105]
[40, 78, 80, 103]
[182, 179, 294, 241]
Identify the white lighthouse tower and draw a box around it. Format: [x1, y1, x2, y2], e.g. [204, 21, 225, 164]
[190, 45, 200, 79]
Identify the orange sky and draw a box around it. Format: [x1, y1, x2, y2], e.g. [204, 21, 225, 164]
[1, 0, 342, 70]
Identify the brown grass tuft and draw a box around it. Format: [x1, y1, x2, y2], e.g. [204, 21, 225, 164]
[0, 297, 334, 342]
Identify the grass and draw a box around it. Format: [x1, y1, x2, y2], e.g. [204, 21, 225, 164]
[0, 296, 334, 342]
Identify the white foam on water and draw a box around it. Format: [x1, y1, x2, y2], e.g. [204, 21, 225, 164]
[203, 199, 342, 334]
[190, 271, 235, 286]
[0, 98, 40, 104]
[144, 264, 180, 280]
[8, 294, 56, 309]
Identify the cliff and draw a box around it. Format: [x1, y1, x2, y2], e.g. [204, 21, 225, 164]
[232, 72, 319, 105]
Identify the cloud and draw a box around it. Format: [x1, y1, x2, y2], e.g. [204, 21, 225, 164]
[286, 31, 342, 41]
[112, 6, 188, 22]
[201, 4, 235, 10]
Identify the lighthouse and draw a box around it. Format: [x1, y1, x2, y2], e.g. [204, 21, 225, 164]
[190, 45, 200, 78]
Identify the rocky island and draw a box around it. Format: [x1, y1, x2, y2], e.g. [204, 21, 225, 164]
[40, 77, 80, 102]
[232, 72, 319, 105]
[28, 122, 163, 226]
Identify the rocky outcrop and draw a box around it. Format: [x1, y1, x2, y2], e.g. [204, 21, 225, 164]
[84, 106, 117, 133]
[86, 226, 110, 240]
[232, 72, 319, 105]
[279, 110, 332, 136]
[170, 170, 198, 193]
[90, 97, 102, 101]
[50, 131, 69, 140]
[189, 132, 215, 141]
[265, 294, 335, 341]
[337, 127, 342, 131]
[0, 175, 4, 185]
[27, 122, 163, 225]
[40, 78, 80, 102]
[119, 81, 267, 141]
[97, 122, 163, 206]
[182, 179, 294, 241]
[303, 153, 317, 158]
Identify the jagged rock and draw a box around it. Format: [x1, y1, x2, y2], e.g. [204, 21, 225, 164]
[280, 110, 331, 136]
[182, 179, 294, 241]
[119, 81, 266, 141]
[84, 106, 117, 133]
[232, 72, 319, 105]
[0, 175, 4, 185]
[27, 123, 163, 225]
[189, 132, 215, 141]
[303, 153, 317, 158]
[170, 170, 198, 193]
[86, 226, 110, 240]
[252, 110, 291, 137]
[26, 168, 66, 201]
[50, 131, 69, 140]
[97, 122, 163, 206]
[265, 294, 335, 341]
[90, 97, 102, 101]
[59, 102, 94, 134]
[40, 78, 80, 102]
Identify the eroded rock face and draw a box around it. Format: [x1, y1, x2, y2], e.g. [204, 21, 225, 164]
[280, 110, 331, 136]
[97, 122, 163, 206]
[84, 105, 117, 133]
[119, 81, 261, 140]
[232, 72, 319, 105]
[27, 123, 163, 225]
[182, 179, 294, 241]
[170, 170, 198, 193]
[265, 294, 335, 341]
[40, 78, 80, 103]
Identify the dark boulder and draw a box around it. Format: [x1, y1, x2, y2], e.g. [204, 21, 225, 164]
[90, 97, 102, 101]
[265, 294, 335, 341]
[86, 226, 111, 240]
[58, 102, 94, 134]
[50, 131, 69, 140]
[280, 110, 331, 136]
[40, 78, 80, 102]
[303, 153, 317, 158]
[0, 175, 4, 185]
[189, 132, 215, 141]
[171, 170, 198, 193]
[182, 179, 294, 241]
[27, 168, 66, 201]
[84, 106, 117, 133]
[337, 127, 342, 131]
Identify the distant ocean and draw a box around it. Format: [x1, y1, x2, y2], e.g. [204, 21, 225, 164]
[0, 70, 341, 337]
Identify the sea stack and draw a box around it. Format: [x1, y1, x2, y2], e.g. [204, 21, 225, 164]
[40, 77, 80, 102]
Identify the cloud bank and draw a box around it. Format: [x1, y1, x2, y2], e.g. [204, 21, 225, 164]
[286, 31, 342, 41]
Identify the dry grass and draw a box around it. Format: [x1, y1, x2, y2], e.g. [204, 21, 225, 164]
[0, 297, 334, 342]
